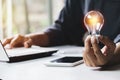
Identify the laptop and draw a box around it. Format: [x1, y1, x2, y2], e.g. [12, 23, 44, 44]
[0, 41, 58, 62]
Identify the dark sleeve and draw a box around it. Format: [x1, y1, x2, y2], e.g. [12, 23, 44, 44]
[44, 0, 77, 46]
[114, 34, 120, 43]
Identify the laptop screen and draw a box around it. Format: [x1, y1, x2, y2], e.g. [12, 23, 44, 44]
[0, 41, 9, 61]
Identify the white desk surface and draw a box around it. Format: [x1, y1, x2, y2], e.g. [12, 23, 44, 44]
[0, 45, 120, 80]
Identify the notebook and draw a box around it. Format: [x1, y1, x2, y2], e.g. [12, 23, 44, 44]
[0, 41, 58, 62]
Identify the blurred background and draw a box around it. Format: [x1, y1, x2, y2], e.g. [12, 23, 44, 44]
[0, 0, 64, 39]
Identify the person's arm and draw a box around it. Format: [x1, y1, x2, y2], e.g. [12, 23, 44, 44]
[2, 33, 49, 48]
[25, 33, 49, 47]
[3, 0, 77, 48]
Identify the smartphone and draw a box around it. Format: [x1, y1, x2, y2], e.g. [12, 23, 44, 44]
[45, 56, 83, 67]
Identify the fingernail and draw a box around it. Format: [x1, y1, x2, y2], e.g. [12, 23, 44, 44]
[24, 42, 28, 48]
[9, 45, 13, 49]
[86, 35, 91, 40]
[25, 42, 31, 48]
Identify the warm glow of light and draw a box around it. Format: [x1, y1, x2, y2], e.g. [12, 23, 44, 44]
[84, 11, 104, 28]
[84, 10, 104, 35]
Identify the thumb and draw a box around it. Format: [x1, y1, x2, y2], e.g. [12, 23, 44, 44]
[24, 39, 32, 48]
[99, 35, 116, 53]
[99, 36, 116, 48]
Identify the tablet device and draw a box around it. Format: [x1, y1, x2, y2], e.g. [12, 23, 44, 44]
[45, 56, 83, 67]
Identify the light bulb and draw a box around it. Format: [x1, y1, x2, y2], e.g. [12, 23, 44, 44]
[84, 10, 104, 36]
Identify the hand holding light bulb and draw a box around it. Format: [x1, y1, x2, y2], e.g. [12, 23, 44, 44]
[83, 11, 116, 67]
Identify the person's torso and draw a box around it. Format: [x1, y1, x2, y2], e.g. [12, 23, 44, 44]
[64, 0, 120, 45]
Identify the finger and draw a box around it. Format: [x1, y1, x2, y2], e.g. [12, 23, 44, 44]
[99, 36, 116, 56]
[9, 34, 26, 48]
[84, 35, 95, 66]
[84, 59, 90, 66]
[83, 54, 90, 66]
[10, 38, 19, 48]
[91, 36, 108, 65]
[83, 50, 91, 66]
[84, 35, 92, 52]
[2, 38, 13, 46]
[24, 38, 32, 48]
[86, 50, 98, 67]
[101, 46, 108, 55]
[83, 47, 97, 67]
[91, 36, 104, 58]
[9, 36, 23, 48]
[99, 36, 116, 50]
[85, 55, 94, 67]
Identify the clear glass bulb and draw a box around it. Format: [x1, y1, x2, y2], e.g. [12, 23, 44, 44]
[84, 10, 104, 36]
